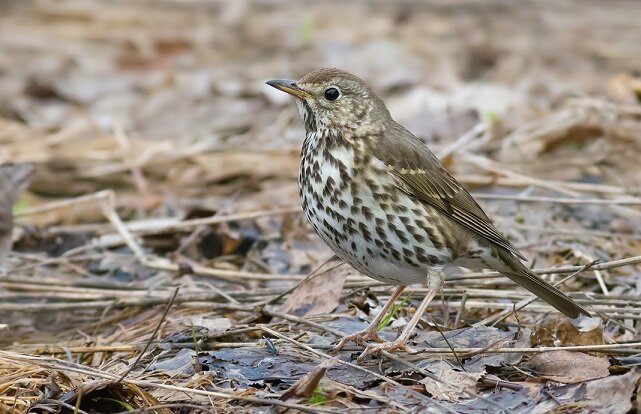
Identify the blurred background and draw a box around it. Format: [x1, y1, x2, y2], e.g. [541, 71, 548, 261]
[2, 0, 640, 269]
[2, 0, 641, 412]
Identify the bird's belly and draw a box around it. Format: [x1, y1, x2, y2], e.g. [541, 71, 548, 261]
[300, 153, 452, 285]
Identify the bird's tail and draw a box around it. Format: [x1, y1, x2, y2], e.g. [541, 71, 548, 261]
[485, 248, 590, 319]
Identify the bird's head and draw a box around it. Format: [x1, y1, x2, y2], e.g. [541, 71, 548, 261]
[267, 68, 390, 135]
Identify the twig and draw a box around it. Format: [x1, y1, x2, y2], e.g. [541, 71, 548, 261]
[99, 190, 146, 259]
[260, 326, 451, 413]
[429, 319, 466, 372]
[261, 308, 345, 338]
[377, 351, 508, 412]
[493, 221, 641, 240]
[0, 350, 341, 414]
[437, 123, 487, 159]
[446, 254, 641, 280]
[573, 251, 609, 296]
[266, 255, 341, 306]
[485, 262, 593, 327]
[0, 298, 251, 312]
[31, 399, 91, 414]
[14, 190, 113, 217]
[453, 292, 468, 328]
[142, 255, 307, 283]
[115, 403, 216, 414]
[455, 173, 624, 195]
[411, 342, 641, 355]
[567, 97, 641, 116]
[116, 287, 180, 383]
[473, 193, 641, 205]
[15, 340, 641, 356]
[462, 152, 625, 196]
[47, 206, 301, 235]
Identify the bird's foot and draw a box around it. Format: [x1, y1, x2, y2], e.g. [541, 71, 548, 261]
[333, 327, 385, 352]
[356, 339, 415, 363]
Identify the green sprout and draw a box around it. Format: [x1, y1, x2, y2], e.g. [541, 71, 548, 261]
[377, 291, 413, 331]
[191, 324, 200, 354]
[484, 109, 500, 123]
[12, 196, 29, 215]
[308, 386, 327, 405]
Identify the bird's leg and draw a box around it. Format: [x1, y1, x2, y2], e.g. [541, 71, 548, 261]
[333, 285, 406, 352]
[357, 273, 444, 362]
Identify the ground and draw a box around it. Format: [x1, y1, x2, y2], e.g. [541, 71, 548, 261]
[1, 0, 641, 413]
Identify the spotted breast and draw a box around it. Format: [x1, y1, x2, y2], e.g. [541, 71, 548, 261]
[298, 130, 453, 285]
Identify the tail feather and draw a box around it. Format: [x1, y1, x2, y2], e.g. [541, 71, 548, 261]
[490, 249, 590, 318]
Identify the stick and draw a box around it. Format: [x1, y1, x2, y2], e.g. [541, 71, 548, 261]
[116, 287, 180, 383]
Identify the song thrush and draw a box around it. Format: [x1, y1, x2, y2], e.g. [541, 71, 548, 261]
[267, 68, 590, 357]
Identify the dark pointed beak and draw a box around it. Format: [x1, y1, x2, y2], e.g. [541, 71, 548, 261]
[266, 79, 310, 99]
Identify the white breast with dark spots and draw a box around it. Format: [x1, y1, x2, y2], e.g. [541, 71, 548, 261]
[299, 133, 452, 285]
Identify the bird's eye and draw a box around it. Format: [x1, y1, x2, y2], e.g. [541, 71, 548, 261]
[324, 87, 340, 101]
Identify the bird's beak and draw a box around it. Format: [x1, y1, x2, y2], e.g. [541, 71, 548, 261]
[266, 79, 310, 99]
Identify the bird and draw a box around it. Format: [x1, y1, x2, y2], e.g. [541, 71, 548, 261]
[266, 68, 590, 358]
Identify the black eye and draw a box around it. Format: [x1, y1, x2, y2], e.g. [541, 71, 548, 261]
[324, 87, 340, 101]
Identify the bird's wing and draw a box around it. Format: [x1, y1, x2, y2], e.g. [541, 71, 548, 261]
[375, 123, 525, 260]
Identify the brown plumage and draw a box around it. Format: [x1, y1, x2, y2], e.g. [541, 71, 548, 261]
[267, 68, 590, 357]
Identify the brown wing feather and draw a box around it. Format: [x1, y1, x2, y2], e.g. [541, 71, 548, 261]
[375, 122, 525, 260]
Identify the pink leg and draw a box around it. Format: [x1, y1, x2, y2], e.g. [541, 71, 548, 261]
[333, 285, 406, 351]
[357, 273, 444, 362]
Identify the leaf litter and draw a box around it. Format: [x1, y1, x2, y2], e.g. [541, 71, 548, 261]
[1, 0, 641, 412]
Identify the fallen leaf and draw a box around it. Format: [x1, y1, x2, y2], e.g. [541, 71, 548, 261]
[148, 348, 198, 375]
[583, 370, 641, 413]
[532, 314, 603, 346]
[415, 325, 514, 349]
[525, 350, 610, 384]
[169, 316, 232, 335]
[280, 264, 350, 317]
[420, 360, 483, 402]
[280, 357, 337, 400]
[188, 317, 232, 334]
[498, 108, 600, 162]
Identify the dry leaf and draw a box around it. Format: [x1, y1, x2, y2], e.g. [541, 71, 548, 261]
[280, 265, 350, 317]
[583, 369, 641, 413]
[498, 108, 598, 162]
[280, 357, 337, 401]
[525, 351, 610, 384]
[420, 360, 483, 402]
[170, 316, 232, 334]
[532, 314, 603, 346]
[187, 317, 232, 334]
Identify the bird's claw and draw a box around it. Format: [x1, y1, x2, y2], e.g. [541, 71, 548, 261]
[333, 327, 385, 352]
[356, 339, 415, 363]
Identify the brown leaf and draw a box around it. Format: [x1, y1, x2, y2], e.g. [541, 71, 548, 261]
[532, 314, 603, 347]
[280, 265, 350, 317]
[0, 162, 34, 264]
[584, 369, 641, 413]
[420, 360, 483, 402]
[525, 351, 610, 384]
[280, 357, 337, 400]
